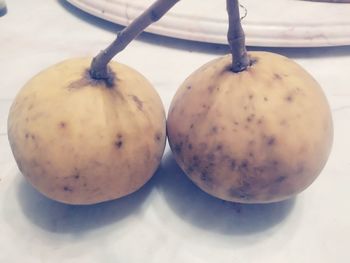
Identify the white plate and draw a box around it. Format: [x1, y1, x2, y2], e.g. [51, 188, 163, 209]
[66, 0, 350, 47]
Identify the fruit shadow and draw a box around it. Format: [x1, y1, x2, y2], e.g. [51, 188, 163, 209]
[155, 153, 296, 236]
[0, 6, 7, 17]
[57, 0, 350, 58]
[16, 171, 155, 233]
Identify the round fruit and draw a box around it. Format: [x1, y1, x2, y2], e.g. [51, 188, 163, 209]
[167, 51, 333, 204]
[8, 58, 166, 205]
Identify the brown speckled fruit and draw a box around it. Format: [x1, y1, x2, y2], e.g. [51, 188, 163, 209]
[8, 58, 166, 205]
[167, 51, 333, 204]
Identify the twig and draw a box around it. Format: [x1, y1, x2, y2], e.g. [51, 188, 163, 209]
[90, 0, 180, 83]
[227, 0, 251, 72]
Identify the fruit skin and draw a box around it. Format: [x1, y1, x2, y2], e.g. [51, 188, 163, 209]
[8, 58, 166, 205]
[167, 51, 333, 204]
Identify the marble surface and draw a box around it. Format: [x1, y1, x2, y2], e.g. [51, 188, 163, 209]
[67, 0, 350, 47]
[1, 0, 350, 262]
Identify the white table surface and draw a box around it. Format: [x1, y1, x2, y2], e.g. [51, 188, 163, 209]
[0, 1, 349, 262]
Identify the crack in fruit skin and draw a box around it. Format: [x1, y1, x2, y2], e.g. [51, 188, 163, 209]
[167, 51, 333, 204]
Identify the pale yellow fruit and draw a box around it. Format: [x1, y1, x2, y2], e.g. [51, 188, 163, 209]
[167, 51, 333, 204]
[8, 58, 166, 205]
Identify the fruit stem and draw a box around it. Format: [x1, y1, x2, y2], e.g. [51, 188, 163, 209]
[226, 0, 251, 72]
[89, 0, 180, 83]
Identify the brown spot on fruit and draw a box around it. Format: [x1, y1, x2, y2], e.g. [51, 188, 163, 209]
[272, 160, 279, 166]
[59, 121, 67, 128]
[186, 166, 195, 174]
[234, 121, 239, 126]
[28, 104, 34, 110]
[74, 174, 80, 179]
[189, 155, 201, 172]
[115, 140, 123, 149]
[229, 187, 251, 200]
[230, 159, 236, 170]
[200, 172, 213, 184]
[211, 126, 218, 133]
[188, 143, 193, 150]
[187, 85, 192, 90]
[274, 73, 282, 80]
[246, 114, 255, 122]
[31, 134, 35, 140]
[249, 94, 254, 99]
[131, 95, 143, 111]
[25, 133, 29, 139]
[190, 124, 194, 129]
[239, 160, 249, 174]
[275, 176, 287, 183]
[63, 186, 73, 192]
[267, 136, 276, 146]
[216, 144, 223, 151]
[264, 97, 268, 102]
[155, 132, 162, 142]
[174, 143, 183, 154]
[286, 95, 293, 102]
